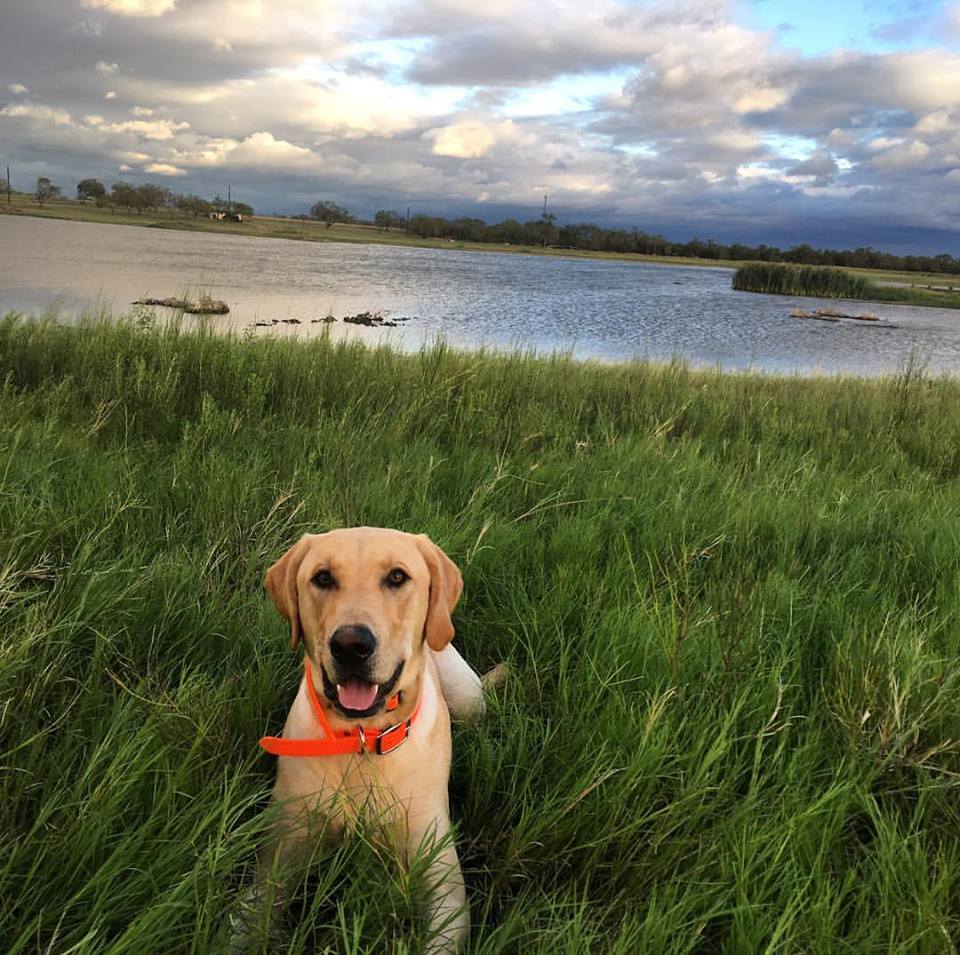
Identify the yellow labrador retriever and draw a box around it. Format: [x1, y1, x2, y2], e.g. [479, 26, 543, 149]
[237, 527, 485, 952]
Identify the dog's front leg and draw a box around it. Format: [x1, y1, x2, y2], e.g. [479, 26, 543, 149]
[230, 793, 336, 952]
[407, 811, 469, 954]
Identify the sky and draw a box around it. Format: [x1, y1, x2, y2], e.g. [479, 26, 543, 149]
[2, 0, 960, 253]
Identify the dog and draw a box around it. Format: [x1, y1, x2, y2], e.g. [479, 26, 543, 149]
[234, 527, 487, 952]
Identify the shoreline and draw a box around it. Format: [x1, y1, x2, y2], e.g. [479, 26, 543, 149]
[4, 198, 960, 296]
[4, 307, 956, 383]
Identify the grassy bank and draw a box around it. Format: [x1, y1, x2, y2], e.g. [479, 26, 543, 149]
[2, 313, 960, 952]
[734, 262, 960, 309]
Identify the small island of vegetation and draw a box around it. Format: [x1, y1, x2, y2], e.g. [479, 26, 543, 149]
[733, 263, 960, 309]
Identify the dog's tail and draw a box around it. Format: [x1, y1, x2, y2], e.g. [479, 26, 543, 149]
[480, 662, 508, 690]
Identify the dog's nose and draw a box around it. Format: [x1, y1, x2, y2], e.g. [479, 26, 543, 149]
[329, 625, 377, 665]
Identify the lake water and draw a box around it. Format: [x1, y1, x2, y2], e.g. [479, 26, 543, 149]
[2, 215, 960, 377]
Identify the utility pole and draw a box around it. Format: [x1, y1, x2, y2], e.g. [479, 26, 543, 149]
[5, 164, 10, 204]
[406, 205, 411, 233]
[227, 183, 231, 212]
[540, 188, 550, 246]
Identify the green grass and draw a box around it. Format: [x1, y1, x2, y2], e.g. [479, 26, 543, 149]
[2, 310, 960, 952]
[733, 262, 960, 310]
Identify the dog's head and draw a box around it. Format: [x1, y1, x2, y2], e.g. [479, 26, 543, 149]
[264, 527, 462, 718]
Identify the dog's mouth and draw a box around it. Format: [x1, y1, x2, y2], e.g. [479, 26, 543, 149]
[320, 660, 405, 718]
[337, 677, 379, 712]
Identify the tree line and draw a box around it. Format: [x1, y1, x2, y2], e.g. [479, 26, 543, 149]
[303, 199, 960, 275]
[402, 212, 960, 276]
[28, 176, 253, 218]
[17, 176, 960, 275]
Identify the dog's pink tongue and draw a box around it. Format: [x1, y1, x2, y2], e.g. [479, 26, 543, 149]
[337, 678, 379, 711]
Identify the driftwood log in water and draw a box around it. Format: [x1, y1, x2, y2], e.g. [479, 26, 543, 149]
[133, 296, 229, 315]
[342, 311, 412, 327]
[790, 307, 879, 322]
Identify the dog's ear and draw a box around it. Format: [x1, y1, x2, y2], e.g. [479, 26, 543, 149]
[265, 535, 312, 651]
[416, 535, 463, 651]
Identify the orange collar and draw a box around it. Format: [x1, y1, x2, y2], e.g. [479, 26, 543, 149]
[259, 660, 422, 758]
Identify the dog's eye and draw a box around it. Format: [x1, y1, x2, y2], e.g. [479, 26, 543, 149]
[385, 568, 409, 588]
[312, 569, 336, 589]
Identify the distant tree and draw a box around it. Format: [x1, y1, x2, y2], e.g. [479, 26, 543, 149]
[174, 194, 212, 218]
[232, 201, 253, 217]
[310, 200, 352, 228]
[76, 178, 106, 205]
[135, 183, 170, 213]
[374, 208, 404, 232]
[408, 214, 442, 238]
[35, 177, 61, 206]
[109, 181, 138, 214]
[538, 211, 557, 247]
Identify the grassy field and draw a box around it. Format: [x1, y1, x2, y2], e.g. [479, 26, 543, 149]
[2, 312, 960, 952]
[850, 268, 960, 290]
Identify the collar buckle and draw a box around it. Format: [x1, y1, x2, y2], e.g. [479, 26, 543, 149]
[374, 717, 411, 755]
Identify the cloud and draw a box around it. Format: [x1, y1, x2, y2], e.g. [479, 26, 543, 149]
[429, 119, 517, 158]
[734, 88, 789, 114]
[202, 131, 321, 170]
[400, 0, 739, 86]
[84, 113, 190, 139]
[144, 161, 186, 175]
[0, 103, 73, 125]
[81, 0, 177, 16]
[2, 0, 960, 251]
[787, 150, 838, 185]
[868, 140, 931, 171]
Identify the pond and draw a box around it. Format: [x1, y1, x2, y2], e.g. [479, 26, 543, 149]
[2, 215, 960, 376]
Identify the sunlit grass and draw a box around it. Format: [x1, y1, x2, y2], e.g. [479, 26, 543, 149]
[2, 311, 960, 952]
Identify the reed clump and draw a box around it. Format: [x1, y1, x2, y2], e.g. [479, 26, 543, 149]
[733, 262, 872, 298]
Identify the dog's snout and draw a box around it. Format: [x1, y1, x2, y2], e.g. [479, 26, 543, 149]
[329, 624, 377, 665]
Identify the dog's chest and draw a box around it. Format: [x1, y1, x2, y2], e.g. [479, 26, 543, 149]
[274, 669, 452, 831]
